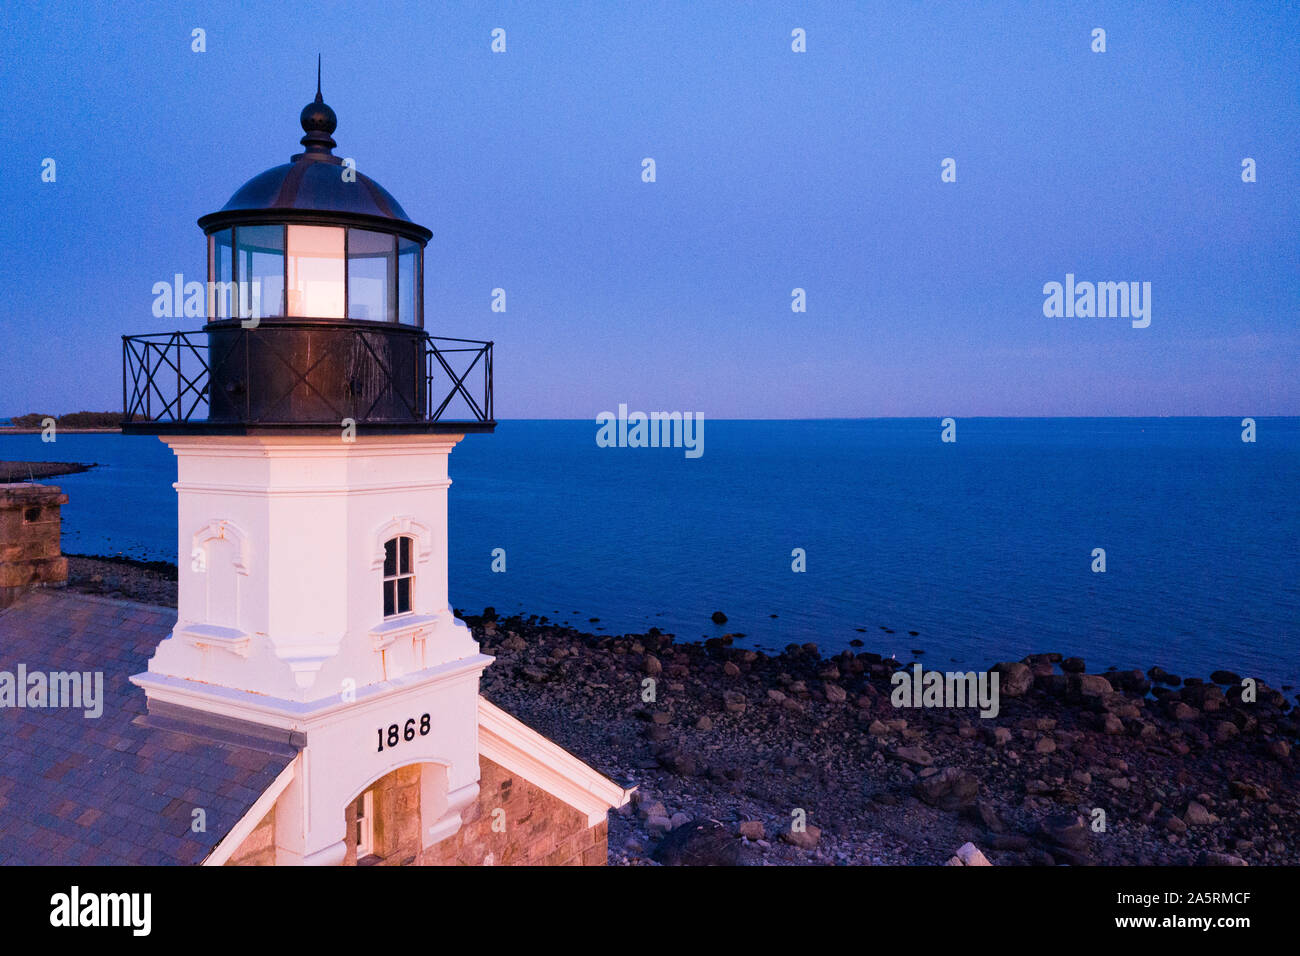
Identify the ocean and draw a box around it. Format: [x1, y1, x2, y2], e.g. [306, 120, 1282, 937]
[2, 418, 1296, 688]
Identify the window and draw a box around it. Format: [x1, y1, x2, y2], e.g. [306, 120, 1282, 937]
[347, 229, 395, 321]
[286, 224, 345, 317]
[209, 229, 234, 319]
[354, 790, 375, 860]
[235, 225, 285, 319]
[383, 535, 413, 617]
[397, 237, 421, 325]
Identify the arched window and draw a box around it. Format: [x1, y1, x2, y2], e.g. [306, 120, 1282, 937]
[383, 535, 414, 617]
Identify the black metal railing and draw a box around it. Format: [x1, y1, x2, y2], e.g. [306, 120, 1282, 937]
[122, 324, 493, 428]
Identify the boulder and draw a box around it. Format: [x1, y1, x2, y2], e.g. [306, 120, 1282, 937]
[780, 824, 822, 850]
[992, 662, 1034, 697]
[913, 767, 980, 810]
[652, 820, 745, 865]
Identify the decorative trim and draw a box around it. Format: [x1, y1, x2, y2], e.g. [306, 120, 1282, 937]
[368, 613, 439, 652]
[369, 515, 434, 571]
[477, 697, 634, 826]
[426, 781, 479, 846]
[177, 622, 252, 658]
[191, 519, 251, 575]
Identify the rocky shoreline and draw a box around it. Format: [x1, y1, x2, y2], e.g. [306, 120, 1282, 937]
[57, 558, 1300, 866]
[0, 460, 97, 482]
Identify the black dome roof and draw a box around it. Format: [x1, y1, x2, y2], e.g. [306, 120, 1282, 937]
[219, 160, 414, 222]
[198, 75, 430, 242]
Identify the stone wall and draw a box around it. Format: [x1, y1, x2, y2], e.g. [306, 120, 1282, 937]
[0, 483, 68, 608]
[224, 809, 275, 866]
[417, 755, 606, 866]
[223, 754, 608, 866]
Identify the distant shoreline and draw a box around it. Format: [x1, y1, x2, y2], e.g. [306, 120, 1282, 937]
[0, 460, 98, 482]
[0, 427, 120, 434]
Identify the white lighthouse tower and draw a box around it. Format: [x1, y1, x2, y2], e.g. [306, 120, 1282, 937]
[125, 79, 497, 864]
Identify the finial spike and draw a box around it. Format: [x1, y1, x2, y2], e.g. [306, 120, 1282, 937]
[315, 54, 322, 102]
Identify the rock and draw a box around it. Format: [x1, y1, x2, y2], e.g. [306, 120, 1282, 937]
[521, 665, 549, 683]
[646, 814, 673, 835]
[1210, 670, 1242, 685]
[992, 662, 1034, 697]
[723, 661, 741, 677]
[1148, 666, 1180, 686]
[1038, 674, 1069, 696]
[723, 690, 747, 714]
[1035, 736, 1057, 754]
[669, 811, 691, 830]
[695, 715, 713, 731]
[1069, 674, 1114, 698]
[1198, 851, 1248, 866]
[1213, 720, 1239, 743]
[913, 767, 980, 810]
[1102, 715, 1124, 735]
[893, 746, 934, 767]
[711, 611, 728, 625]
[992, 727, 1012, 746]
[1267, 739, 1291, 759]
[738, 820, 765, 840]
[868, 719, 889, 737]
[651, 711, 672, 725]
[989, 834, 1031, 851]
[1164, 815, 1188, 835]
[1108, 669, 1151, 694]
[955, 842, 992, 866]
[1184, 802, 1219, 827]
[1230, 780, 1269, 801]
[824, 683, 847, 703]
[637, 799, 668, 820]
[780, 825, 821, 850]
[1172, 702, 1199, 721]
[1041, 813, 1088, 850]
[642, 654, 662, 676]
[973, 800, 1005, 833]
[652, 820, 744, 865]
[1061, 657, 1086, 673]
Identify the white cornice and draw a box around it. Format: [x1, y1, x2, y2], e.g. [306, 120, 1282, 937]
[131, 653, 493, 731]
[477, 697, 633, 826]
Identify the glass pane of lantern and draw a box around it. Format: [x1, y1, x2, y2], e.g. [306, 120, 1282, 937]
[397, 238, 420, 326]
[286, 225, 345, 318]
[383, 538, 397, 577]
[347, 229, 395, 322]
[236, 225, 285, 319]
[210, 229, 234, 320]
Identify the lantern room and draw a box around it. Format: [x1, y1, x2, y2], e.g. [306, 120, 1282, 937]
[123, 75, 493, 434]
[197, 81, 429, 326]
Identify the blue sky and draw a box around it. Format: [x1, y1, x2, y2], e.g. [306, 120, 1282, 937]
[1, 0, 1296, 417]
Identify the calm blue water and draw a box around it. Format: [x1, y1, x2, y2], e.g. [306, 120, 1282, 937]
[2, 419, 1297, 688]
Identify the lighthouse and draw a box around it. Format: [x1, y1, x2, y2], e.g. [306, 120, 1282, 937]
[121, 78, 513, 864]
